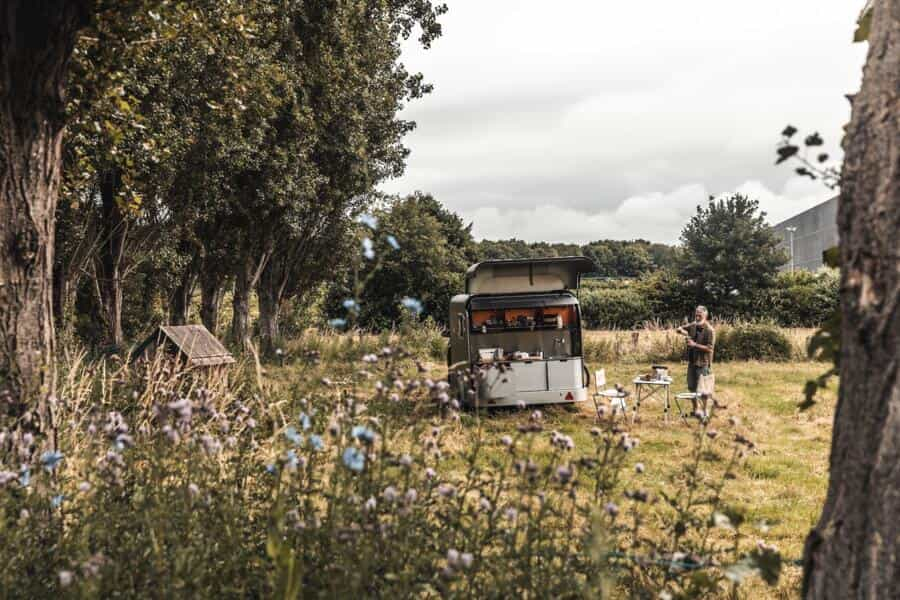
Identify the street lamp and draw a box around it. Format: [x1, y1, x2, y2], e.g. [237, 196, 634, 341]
[785, 226, 797, 273]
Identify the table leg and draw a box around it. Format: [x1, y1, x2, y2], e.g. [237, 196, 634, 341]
[631, 384, 640, 424]
[664, 386, 669, 423]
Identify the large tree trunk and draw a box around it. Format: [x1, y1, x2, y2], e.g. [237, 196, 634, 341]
[170, 253, 199, 326]
[257, 263, 282, 356]
[231, 256, 253, 351]
[803, 2, 900, 597]
[0, 3, 88, 408]
[95, 169, 127, 348]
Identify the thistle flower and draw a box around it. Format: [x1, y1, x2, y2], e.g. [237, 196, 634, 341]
[78, 481, 91, 493]
[382, 486, 399, 503]
[604, 501, 619, 517]
[404, 488, 418, 504]
[399, 453, 413, 467]
[309, 434, 325, 451]
[555, 464, 574, 483]
[460, 552, 473, 569]
[188, 483, 200, 498]
[516, 400, 526, 410]
[437, 483, 456, 498]
[0, 471, 17, 486]
[342, 447, 366, 472]
[530, 410, 542, 422]
[500, 435, 513, 447]
[446, 548, 460, 566]
[479, 497, 492, 512]
[425, 467, 436, 479]
[635, 462, 645, 474]
[389, 393, 400, 403]
[362, 353, 378, 364]
[504, 507, 518, 522]
[363, 496, 377, 513]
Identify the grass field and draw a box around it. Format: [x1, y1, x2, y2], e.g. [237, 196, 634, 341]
[269, 328, 837, 598]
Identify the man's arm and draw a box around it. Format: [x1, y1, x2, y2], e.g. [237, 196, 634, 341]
[687, 329, 714, 353]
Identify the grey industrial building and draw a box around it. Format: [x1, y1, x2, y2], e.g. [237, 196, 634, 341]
[771, 196, 838, 272]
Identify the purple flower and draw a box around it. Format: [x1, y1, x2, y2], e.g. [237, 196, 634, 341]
[342, 447, 366, 472]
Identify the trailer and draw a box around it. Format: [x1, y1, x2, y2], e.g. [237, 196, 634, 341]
[447, 256, 595, 407]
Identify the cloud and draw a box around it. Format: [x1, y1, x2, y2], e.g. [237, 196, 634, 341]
[457, 179, 833, 244]
[382, 0, 864, 241]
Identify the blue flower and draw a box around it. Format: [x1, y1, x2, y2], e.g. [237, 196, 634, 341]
[362, 238, 375, 260]
[386, 235, 400, 250]
[284, 449, 299, 470]
[19, 467, 30, 487]
[50, 494, 65, 509]
[265, 463, 278, 475]
[309, 434, 324, 451]
[342, 298, 360, 314]
[41, 450, 64, 471]
[351, 425, 376, 444]
[342, 447, 365, 472]
[400, 297, 423, 316]
[328, 318, 347, 329]
[358, 214, 379, 230]
[299, 413, 312, 431]
[284, 426, 303, 445]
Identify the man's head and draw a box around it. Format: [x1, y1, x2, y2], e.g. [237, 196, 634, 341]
[694, 305, 709, 324]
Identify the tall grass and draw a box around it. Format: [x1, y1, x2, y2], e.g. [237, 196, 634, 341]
[0, 334, 785, 597]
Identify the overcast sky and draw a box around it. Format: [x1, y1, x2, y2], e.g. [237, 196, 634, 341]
[380, 1, 867, 244]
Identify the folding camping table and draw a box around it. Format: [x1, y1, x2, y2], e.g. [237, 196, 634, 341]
[632, 377, 676, 423]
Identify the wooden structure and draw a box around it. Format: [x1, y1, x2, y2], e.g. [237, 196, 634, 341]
[132, 324, 235, 368]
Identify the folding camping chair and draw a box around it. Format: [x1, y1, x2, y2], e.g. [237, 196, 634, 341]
[592, 369, 629, 419]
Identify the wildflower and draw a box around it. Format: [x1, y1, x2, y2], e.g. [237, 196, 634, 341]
[713, 512, 734, 530]
[328, 318, 347, 329]
[383, 486, 399, 503]
[18, 467, 30, 487]
[386, 235, 400, 250]
[275, 348, 283, 356]
[460, 552, 474, 569]
[0, 471, 17, 486]
[706, 429, 719, 439]
[284, 449, 300, 471]
[246, 418, 257, 429]
[399, 453, 413, 467]
[199, 434, 222, 456]
[362, 353, 378, 363]
[400, 296, 423, 315]
[446, 548, 460, 566]
[50, 494, 65, 508]
[59, 570, 74, 587]
[343, 298, 360, 314]
[309, 434, 325, 451]
[284, 426, 303, 445]
[362, 237, 375, 260]
[78, 481, 91, 493]
[404, 488, 418, 504]
[437, 483, 456, 498]
[299, 412, 312, 430]
[358, 213, 378, 229]
[530, 410, 542, 421]
[389, 393, 400, 403]
[265, 464, 278, 475]
[504, 507, 518, 522]
[342, 447, 366, 472]
[590, 427, 601, 436]
[425, 467, 436, 479]
[41, 450, 64, 471]
[556, 464, 574, 483]
[351, 425, 376, 444]
[424, 378, 435, 389]
[479, 497, 492, 512]
[635, 462, 645, 474]
[604, 501, 619, 517]
[363, 496, 377, 513]
[188, 483, 200, 498]
[500, 435, 513, 447]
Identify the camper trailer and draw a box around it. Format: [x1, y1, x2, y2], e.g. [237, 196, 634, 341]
[447, 257, 594, 407]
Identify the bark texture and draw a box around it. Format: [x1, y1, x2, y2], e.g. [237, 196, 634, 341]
[94, 169, 127, 347]
[0, 2, 88, 405]
[803, 1, 900, 597]
[200, 269, 223, 335]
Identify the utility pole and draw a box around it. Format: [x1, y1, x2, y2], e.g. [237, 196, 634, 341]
[785, 226, 797, 273]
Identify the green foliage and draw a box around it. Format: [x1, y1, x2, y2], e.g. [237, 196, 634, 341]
[579, 287, 653, 329]
[769, 269, 839, 327]
[715, 324, 793, 362]
[678, 194, 788, 317]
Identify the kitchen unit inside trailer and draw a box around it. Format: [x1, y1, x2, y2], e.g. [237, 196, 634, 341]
[447, 257, 595, 407]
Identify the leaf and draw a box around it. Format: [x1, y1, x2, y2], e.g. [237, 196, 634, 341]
[781, 125, 797, 138]
[775, 145, 799, 164]
[804, 132, 824, 147]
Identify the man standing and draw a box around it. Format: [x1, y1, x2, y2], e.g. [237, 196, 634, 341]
[676, 305, 715, 416]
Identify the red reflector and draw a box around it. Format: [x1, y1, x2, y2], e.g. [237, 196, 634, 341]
[565, 392, 574, 401]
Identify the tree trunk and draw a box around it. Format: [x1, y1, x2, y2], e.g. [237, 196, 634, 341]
[170, 255, 199, 326]
[257, 269, 281, 356]
[231, 257, 253, 351]
[200, 270, 223, 335]
[95, 169, 127, 348]
[803, 2, 900, 597]
[0, 3, 88, 407]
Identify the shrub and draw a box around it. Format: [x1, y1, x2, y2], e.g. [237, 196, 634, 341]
[769, 269, 839, 327]
[716, 323, 793, 362]
[579, 287, 653, 329]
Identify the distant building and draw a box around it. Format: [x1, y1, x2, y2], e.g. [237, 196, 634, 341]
[771, 196, 838, 272]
